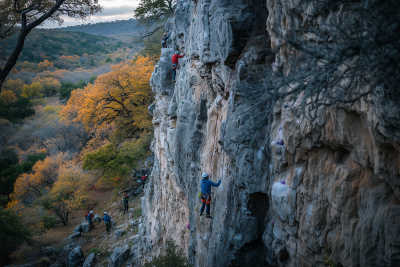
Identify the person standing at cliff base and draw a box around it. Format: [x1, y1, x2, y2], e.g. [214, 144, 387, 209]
[103, 212, 111, 233]
[122, 192, 129, 214]
[200, 172, 221, 219]
[172, 51, 185, 82]
[87, 211, 95, 230]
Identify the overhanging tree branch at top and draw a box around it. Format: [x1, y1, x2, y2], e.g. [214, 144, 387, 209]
[0, 0, 103, 92]
[133, 0, 177, 44]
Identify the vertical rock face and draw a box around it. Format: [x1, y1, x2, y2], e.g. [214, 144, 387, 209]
[138, 0, 400, 267]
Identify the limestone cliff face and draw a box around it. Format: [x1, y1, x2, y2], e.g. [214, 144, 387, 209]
[136, 0, 400, 267]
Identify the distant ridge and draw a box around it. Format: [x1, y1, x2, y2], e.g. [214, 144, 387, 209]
[57, 19, 138, 38]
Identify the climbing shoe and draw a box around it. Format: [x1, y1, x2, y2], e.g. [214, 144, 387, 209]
[206, 215, 213, 219]
[200, 213, 203, 216]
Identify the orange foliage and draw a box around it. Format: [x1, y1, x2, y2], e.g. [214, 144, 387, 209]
[60, 56, 155, 135]
[38, 60, 54, 72]
[12, 153, 70, 201]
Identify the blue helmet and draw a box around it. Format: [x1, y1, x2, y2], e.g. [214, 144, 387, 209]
[175, 51, 179, 54]
[202, 172, 208, 178]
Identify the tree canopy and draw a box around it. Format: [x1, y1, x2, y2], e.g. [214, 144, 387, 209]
[0, 0, 102, 90]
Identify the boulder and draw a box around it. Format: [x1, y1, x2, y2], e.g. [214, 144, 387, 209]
[81, 223, 89, 233]
[114, 229, 125, 238]
[73, 225, 82, 233]
[129, 220, 138, 227]
[68, 246, 84, 267]
[110, 245, 130, 267]
[94, 214, 102, 222]
[69, 231, 81, 239]
[82, 253, 97, 267]
[111, 220, 116, 228]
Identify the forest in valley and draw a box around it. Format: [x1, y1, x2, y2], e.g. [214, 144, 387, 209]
[0, 21, 159, 267]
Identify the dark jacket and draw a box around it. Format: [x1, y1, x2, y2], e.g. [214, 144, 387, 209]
[162, 32, 171, 42]
[201, 178, 221, 194]
[103, 214, 111, 223]
[87, 213, 93, 221]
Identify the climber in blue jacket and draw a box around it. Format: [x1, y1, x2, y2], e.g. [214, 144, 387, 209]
[161, 32, 171, 48]
[200, 172, 221, 219]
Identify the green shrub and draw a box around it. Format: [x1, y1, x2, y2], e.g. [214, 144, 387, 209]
[143, 239, 193, 267]
[41, 215, 58, 230]
[105, 57, 112, 63]
[88, 247, 101, 255]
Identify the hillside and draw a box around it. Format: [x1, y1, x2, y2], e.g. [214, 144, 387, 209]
[1, 28, 142, 85]
[0, 28, 139, 65]
[58, 19, 138, 38]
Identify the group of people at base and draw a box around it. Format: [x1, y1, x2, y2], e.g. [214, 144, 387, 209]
[85, 211, 112, 233]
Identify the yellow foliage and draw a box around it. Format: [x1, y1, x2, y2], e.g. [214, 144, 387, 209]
[51, 165, 92, 211]
[0, 89, 17, 104]
[21, 82, 44, 99]
[32, 76, 61, 97]
[60, 55, 80, 60]
[3, 78, 24, 97]
[60, 56, 155, 135]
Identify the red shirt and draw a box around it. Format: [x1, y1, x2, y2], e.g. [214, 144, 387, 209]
[172, 54, 184, 64]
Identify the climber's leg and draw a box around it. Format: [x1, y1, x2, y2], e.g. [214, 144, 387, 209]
[206, 202, 210, 216]
[173, 69, 176, 81]
[200, 200, 205, 215]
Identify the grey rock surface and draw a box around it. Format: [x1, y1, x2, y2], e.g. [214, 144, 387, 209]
[69, 231, 81, 239]
[94, 214, 101, 222]
[49, 261, 62, 267]
[82, 253, 97, 267]
[68, 246, 84, 267]
[73, 225, 82, 234]
[81, 223, 89, 233]
[114, 229, 124, 238]
[137, 0, 400, 266]
[111, 245, 130, 267]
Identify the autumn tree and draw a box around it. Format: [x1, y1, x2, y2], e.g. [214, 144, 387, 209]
[134, 0, 176, 42]
[37, 60, 54, 72]
[32, 76, 61, 97]
[12, 153, 65, 201]
[0, 0, 102, 91]
[1, 152, 46, 202]
[21, 83, 43, 99]
[0, 90, 17, 105]
[3, 78, 24, 97]
[50, 166, 92, 225]
[61, 56, 155, 137]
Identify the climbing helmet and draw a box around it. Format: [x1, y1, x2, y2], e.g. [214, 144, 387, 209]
[175, 51, 179, 54]
[202, 172, 208, 178]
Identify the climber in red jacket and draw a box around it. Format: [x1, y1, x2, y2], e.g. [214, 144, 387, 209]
[172, 51, 185, 82]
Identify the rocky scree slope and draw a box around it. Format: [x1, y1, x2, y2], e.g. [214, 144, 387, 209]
[137, 0, 400, 267]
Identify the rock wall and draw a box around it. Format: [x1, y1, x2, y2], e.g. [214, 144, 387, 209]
[136, 0, 400, 266]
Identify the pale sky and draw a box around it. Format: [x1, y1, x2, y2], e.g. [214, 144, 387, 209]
[41, 0, 140, 28]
